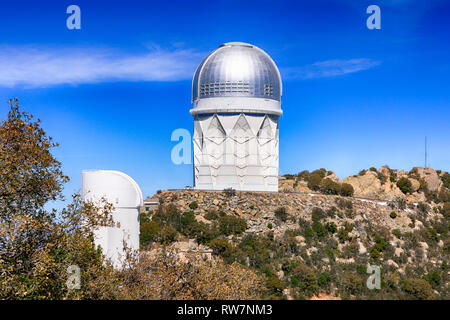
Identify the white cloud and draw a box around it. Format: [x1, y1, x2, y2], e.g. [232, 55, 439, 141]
[0, 46, 204, 88]
[0, 45, 380, 87]
[281, 58, 381, 80]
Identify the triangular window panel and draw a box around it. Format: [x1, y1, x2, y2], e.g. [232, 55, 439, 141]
[206, 114, 226, 145]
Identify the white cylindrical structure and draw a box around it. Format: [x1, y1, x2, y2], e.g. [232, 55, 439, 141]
[81, 170, 143, 269]
[191, 42, 282, 192]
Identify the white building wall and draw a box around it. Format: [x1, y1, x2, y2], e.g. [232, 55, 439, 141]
[193, 113, 279, 191]
[81, 170, 143, 269]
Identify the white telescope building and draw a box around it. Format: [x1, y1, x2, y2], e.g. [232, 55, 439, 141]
[191, 42, 282, 192]
[81, 170, 143, 269]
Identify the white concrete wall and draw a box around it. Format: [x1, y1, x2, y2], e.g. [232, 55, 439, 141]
[81, 170, 143, 269]
[193, 113, 279, 192]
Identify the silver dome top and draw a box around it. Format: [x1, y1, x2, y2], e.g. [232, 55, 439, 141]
[192, 42, 282, 103]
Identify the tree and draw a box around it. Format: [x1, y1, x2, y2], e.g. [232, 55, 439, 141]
[218, 215, 247, 236]
[118, 252, 266, 299]
[291, 263, 318, 296]
[0, 98, 69, 217]
[275, 207, 288, 222]
[397, 177, 413, 194]
[0, 99, 118, 299]
[319, 178, 341, 195]
[307, 173, 322, 191]
[402, 278, 434, 300]
[189, 201, 198, 210]
[340, 183, 354, 197]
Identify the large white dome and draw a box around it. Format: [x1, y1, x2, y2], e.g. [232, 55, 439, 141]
[191, 42, 282, 116]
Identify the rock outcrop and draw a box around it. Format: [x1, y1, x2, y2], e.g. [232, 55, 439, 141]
[342, 171, 405, 201]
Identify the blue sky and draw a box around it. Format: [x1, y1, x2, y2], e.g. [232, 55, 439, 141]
[0, 0, 449, 204]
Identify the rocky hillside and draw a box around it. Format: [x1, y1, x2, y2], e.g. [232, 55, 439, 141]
[280, 166, 449, 202]
[141, 167, 449, 300]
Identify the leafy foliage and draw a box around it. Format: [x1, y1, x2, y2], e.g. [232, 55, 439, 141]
[397, 177, 413, 194]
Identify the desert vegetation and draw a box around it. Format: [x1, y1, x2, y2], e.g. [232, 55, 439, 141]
[1, 99, 448, 300]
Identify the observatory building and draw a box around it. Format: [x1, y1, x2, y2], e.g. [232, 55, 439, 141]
[190, 42, 282, 192]
[81, 170, 142, 269]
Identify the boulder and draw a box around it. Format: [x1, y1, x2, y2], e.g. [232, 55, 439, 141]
[379, 167, 390, 177]
[342, 171, 381, 198]
[409, 178, 420, 192]
[342, 170, 406, 201]
[326, 172, 340, 183]
[394, 247, 404, 257]
[414, 167, 442, 192]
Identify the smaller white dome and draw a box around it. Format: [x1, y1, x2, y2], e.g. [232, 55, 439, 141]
[81, 170, 143, 208]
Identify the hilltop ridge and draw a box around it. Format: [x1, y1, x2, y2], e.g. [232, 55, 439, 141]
[141, 166, 449, 300]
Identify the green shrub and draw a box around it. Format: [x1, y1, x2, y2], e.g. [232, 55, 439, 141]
[369, 167, 377, 172]
[189, 201, 198, 210]
[441, 172, 450, 189]
[192, 223, 217, 244]
[307, 173, 322, 191]
[275, 207, 289, 222]
[390, 211, 397, 219]
[341, 273, 363, 296]
[317, 272, 332, 288]
[397, 177, 413, 194]
[140, 220, 160, 246]
[438, 189, 450, 203]
[312, 221, 327, 238]
[370, 248, 381, 260]
[205, 210, 219, 220]
[311, 168, 327, 179]
[392, 229, 402, 238]
[265, 275, 284, 296]
[218, 215, 247, 236]
[356, 265, 367, 275]
[417, 202, 430, 214]
[311, 207, 326, 222]
[319, 178, 341, 195]
[378, 172, 387, 184]
[390, 171, 397, 182]
[238, 235, 272, 270]
[223, 188, 236, 197]
[158, 225, 178, 244]
[267, 223, 273, 229]
[325, 222, 337, 234]
[441, 203, 450, 218]
[423, 270, 441, 289]
[181, 211, 196, 228]
[291, 263, 318, 296]
[336, 198, 353, 210]
[325, 248, 335, 260]
[421, 227, 438, 243]
[340, 183, 354, 197]
[338, 229, 350, 243]
[372, 235, 388, 252]
[402, 278, 434, 300]
[304, 227, 314, 239]
[326, 206, 338, 217]
[297, 170, 310, 181]
[208, 238, 238, 263]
